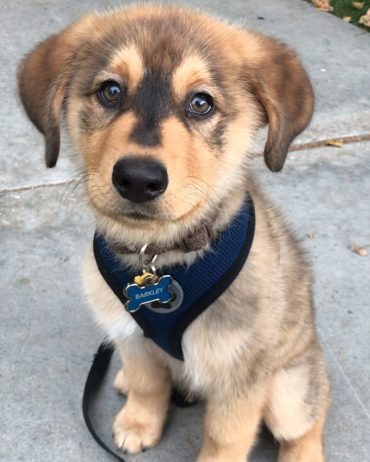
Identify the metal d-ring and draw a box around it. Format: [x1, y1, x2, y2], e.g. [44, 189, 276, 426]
[139, 244, 158, 275]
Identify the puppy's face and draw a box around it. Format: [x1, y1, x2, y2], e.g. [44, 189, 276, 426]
[67, 12, 261, 228]
[18, 5, 314, 242]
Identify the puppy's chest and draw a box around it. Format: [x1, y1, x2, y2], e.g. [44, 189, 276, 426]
[85, 244, 262, 395]
[91, 198, 256, 361]
[162, 270, 257, 390]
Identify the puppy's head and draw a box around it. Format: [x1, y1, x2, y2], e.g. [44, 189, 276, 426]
[18, 5, 313, 244]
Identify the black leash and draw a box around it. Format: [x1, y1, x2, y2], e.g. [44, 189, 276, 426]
[82, 341, 195, 461]
[82, 341, 129, 462]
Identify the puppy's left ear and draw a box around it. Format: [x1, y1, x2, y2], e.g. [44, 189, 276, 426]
[245, 34, 314, 172]
[17, 16, 98, 167]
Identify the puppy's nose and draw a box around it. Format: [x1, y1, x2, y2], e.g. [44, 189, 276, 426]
[112, 157, 168, 203]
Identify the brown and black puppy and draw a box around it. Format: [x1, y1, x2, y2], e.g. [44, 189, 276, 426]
[18, 5, 330, 461]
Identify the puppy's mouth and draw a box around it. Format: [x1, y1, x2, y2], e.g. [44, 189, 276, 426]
[119, 201, 166, 222]
[123, 210, 156, 220]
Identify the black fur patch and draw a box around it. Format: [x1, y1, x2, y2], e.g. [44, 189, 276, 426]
[129, 70, 174, 146]
[210, 119, 228, 151]
[79, 108, 93, 132]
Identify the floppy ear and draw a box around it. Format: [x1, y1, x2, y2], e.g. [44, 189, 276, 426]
[246, 35, 314, 172]
[17, 16, 97, 167]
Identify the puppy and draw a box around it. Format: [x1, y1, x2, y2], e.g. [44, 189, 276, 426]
[18, 5, 330, 461]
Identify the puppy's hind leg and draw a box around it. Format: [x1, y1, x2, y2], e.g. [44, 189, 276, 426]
[264, 354, 330, 462]
[113, 339, 172, 454]
[277, 413, 326, 462]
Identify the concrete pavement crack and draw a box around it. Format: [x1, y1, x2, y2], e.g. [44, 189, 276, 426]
[0, 179, 75, 195]
[289, 133, 370, 152]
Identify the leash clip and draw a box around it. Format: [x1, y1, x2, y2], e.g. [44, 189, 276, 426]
[139, 243, 158, 278]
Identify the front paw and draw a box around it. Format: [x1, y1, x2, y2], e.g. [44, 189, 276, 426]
[113, 405, 163, 453]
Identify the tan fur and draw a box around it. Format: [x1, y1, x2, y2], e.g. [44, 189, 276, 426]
[110, 44, 145, 93]
[113, 347, 172, 453]
[18, 4, 330, 461]
[114, 368, 130, 396]
[172, 54, 213, 100]
[278, 413, 327, 462]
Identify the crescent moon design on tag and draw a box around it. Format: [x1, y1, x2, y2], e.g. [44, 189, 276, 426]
[145, 279, 184, 313]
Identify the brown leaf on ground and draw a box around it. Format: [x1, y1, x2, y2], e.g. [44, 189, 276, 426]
[350, 245, 368, 257]
[353, 2, 365, 10]
[343, 16, 352, 23]
[359, 9, 370, 26]
[312, 0, 333, 12]
[325, 139, 344, 147]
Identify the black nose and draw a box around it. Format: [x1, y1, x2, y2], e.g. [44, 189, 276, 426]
[112, 156, 168, 203]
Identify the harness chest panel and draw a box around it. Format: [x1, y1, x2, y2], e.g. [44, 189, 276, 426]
[93, 198, 255, 360]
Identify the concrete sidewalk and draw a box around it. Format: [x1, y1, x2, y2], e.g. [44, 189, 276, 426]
[1, 1, 370, 461]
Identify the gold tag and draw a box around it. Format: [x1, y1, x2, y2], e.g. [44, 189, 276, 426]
[134, 272, 159, 287]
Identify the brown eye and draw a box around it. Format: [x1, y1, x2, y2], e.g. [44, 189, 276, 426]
[187, 93, 214, 117]
[97, 81, 123, 107]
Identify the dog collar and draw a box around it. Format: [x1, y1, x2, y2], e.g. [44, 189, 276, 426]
[109, 220, 215, 255]
[93, 196, 255, 360]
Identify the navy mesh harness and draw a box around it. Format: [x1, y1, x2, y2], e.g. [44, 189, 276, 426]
[93, 197, 255, 360]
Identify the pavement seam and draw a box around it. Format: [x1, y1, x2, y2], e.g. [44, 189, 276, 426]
[0, 179, 75, 195]
[289, 133, 370, 152]
[319, 329, 370, 423]
[1, 133, 370, 195]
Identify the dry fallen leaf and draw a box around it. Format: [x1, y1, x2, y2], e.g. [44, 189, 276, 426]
[325, 139, 344, 147]
[359, 9, 370, 27]
[350, 245, 368, 257]
[342, 16, 352, 23]
[353, 2, 365, 10]
[312, 0, 333, 12]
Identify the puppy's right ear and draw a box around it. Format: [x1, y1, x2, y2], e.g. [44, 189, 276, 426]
[17, 17, 97, 167]
[241, 33, 314, 172]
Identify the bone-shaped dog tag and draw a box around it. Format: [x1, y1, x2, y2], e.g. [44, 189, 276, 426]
[124, 274, 173, 313]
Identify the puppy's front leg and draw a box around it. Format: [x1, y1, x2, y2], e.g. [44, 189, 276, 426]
[197, 387, 267, 462]
[113, 343, 172, 453]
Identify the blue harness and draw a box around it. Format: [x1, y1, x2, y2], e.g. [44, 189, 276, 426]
[93, 197, 255, 360]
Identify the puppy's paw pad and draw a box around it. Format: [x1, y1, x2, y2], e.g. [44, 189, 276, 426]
[114, 369, 129, 395]
[113, 409, 161, 453]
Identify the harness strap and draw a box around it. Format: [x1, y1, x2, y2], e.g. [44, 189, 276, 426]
[93, 198, 255, 360]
